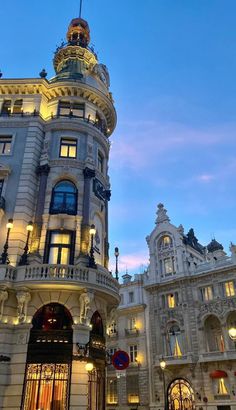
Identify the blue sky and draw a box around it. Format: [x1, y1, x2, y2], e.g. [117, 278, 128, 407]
[1, 1, 236, 275]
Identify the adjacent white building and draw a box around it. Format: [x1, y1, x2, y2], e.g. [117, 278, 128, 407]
[107, 204, 236, 410]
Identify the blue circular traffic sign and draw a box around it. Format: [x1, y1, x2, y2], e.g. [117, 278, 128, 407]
[112, 350, 130, 370]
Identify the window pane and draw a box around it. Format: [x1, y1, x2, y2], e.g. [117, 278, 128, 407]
[164, 258, 173, 274]
[69, 145, 76, 158]
[168, 294, 175, 308]
[51, 233, 70, 245]
[225, 281, 235, 297]
[61, 248, 70, 264]
[60, 145, 68, 157]
[49, 247, 59, 264]
[55, 182, 76, 193]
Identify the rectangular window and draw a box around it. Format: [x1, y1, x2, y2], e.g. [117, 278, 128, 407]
[127, 375, 139, 404]
[1, 100, 11, 115]
[164, 257, 175, 275]
[167, 293, 176, 308]
[0, 135, 12, 155]
[46, 231, 74, 265]
[59, 101, 71, 116]
[129, 317, 136, 330]
[13, 99, 23, 114]
[201, 286, 213, 301]
[98, 152, 104, 173]
[23, 363, 70, 410]
[129, 345, 138, 363]
[224, 281, 235, 297]
[58, 101, 84, 118]
[129, 292, 134, 303]
[72, 103, 84, 118]
[108, 322, 117, 335]
[0, 180, 4, 196]
[107, 378, 118, 404]
[60, 138, 77, 158]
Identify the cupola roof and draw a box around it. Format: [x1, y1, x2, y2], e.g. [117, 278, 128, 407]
[207, 239, 224, 253]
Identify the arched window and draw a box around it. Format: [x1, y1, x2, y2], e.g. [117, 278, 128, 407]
[50, 180, 77, 215]
[204, 315, 225, 352]
[167, 324, 183, 357]
[90, 311, 104, 337]
[1, 99, 11, 115]
[168, 379, 195, 410]
[160, 235, 172, 248]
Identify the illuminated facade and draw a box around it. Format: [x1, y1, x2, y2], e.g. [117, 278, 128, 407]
[0, 17, 119, 410]
[107, 204, 236, 410]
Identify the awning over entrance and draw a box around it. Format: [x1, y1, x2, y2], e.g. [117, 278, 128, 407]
[210, 370, 228, 378]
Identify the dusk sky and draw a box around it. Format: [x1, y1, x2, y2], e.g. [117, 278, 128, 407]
[1, 1, 236, 276]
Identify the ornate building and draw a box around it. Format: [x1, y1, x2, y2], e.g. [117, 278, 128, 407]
[107, 204, 236, 410]
[0, 16, 119, 410]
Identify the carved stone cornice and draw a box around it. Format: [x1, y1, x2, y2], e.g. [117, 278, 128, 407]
[84, 167, 95, 179]
[0, 79, 116, 131]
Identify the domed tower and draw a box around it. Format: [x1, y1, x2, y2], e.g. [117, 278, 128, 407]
[0, 16, 118, 410]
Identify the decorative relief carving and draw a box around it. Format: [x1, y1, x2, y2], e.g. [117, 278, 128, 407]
[197, 297, 236, 323]
[16, 290, 31, 323]
[0, 290, 8, 321]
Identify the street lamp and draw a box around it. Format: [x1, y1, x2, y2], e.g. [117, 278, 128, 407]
[160, 357, 167, 410]
[114, 247, 119, 281]
[1, 219, 13, 265]
[19, 221, 33, 266]
[228, 325, 236, 348]
[88, 224, 97, 268]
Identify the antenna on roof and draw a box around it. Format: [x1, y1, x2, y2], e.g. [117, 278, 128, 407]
[79, 0, 83, 18]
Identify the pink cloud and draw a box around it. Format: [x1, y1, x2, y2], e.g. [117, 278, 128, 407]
[109, 251, 149, 273]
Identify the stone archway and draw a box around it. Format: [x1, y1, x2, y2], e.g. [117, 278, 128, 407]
[168, 379, 195, 410]
[21, 303, 73, 410]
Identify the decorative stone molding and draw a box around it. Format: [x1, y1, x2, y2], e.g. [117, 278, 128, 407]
[197, 297, 236, 324]
[0, 289, 8, 321]
[16, 290, 31, 323]
[79, 290, 94, 325]
[107, 307, 117, 329]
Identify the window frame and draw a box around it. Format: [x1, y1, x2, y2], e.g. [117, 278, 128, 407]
[59, 138, 77, 159]
[0, 135, 13, 156]
[224, 281, 235, 298]
[97, 151, 104, 174]
[50, 180, 78, 216]
[44, 230, 76, 265]
[129, 291, 134, 304]
[58, 101, 85, 118]
[201, 286, 214, 302]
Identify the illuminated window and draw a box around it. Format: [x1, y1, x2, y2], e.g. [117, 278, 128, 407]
[0, 136, 12, 155]
[129, 317, 136, 330]
[98, 152, 104, 173]
[47, 232, 73, 265]
[224, 281, 235, 297]
[167, 294, 176, 308]
[50, 180, 77, 215]
[107, 378, 118, 404]
[161, 235, 172, 247]
[60, 138, 77, 158]
[13, 99, 23, 114]
[1, 100, 11, 115]
[22, 363, 70, 410]
[129, 345, 138, 363]
[108, 321, 117, 335]
[218, 378, 228, 395]
[127, 375, 139, 404]
[201, 286, 213, 301]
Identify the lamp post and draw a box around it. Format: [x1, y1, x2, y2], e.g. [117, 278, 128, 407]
[114, 247, 119, 281]
[160, 358, 167, 410]
[19, 221, 33, 266]
[228, 326, 236, 348]
[1, 219, 13, 264]
[88, 224, 97, 268]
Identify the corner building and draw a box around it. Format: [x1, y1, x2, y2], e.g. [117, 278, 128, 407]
[0, 17, 119, 410]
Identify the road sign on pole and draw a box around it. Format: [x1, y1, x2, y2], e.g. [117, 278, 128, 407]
[112, 350, 130, 370]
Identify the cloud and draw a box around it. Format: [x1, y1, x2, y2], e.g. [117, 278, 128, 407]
[109, 251, 149, 274]
[196, 174, 215, 183]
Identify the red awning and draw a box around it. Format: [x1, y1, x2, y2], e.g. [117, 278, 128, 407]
[210, 370, 228, 379]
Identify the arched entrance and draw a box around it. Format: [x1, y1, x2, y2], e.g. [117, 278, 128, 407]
[168, 379, 195, 410]
[22, 303, 73, 410]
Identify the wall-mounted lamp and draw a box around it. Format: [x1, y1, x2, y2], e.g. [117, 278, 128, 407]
[88, 224, 97, 268]
[19, 221, 33, 266]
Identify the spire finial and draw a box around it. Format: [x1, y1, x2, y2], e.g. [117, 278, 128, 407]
[79, 0, 83, 18]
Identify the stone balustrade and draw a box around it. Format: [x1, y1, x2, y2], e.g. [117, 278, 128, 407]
[0, 263, 119, 294]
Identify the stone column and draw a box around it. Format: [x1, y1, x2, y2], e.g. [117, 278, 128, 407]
[30, 164, 50, 260]
[80, 167, 95, 256]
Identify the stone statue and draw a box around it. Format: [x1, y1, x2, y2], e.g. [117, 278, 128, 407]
[16, 290, 31, 323]
[155, 203, 170, 224]
[79, 291, 94, 325]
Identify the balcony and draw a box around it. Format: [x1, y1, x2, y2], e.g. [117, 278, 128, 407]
[0, 263, 119, 296]
[199, 350, 236, 362]
[125, 328, 139, 337]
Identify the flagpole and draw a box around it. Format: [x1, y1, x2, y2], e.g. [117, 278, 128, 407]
[79, 0, 83, 18]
